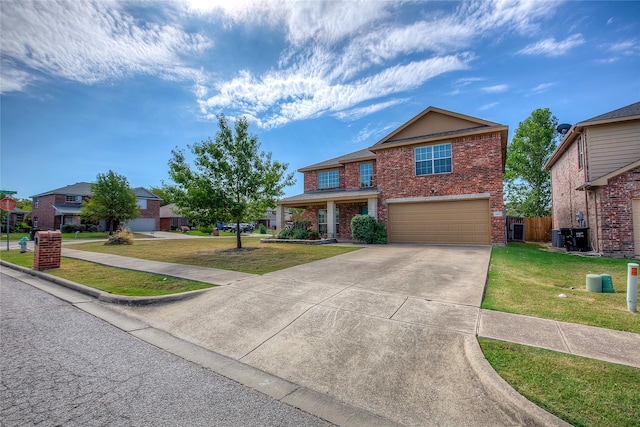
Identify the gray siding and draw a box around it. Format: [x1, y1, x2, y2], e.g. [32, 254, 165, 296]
[587, 121, 640, 181]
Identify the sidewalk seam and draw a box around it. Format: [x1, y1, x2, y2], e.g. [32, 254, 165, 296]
[555, 321, 573, 354]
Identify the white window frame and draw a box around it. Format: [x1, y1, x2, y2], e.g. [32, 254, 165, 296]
[360, 163, 373, 187]
[318, 208, 339, 234]
[318, 170, 339, 189]
[66, 195, 82, 203]
[415, 143, 452, 176]
[577, 136, 584, 170]
[137, 199, 147, 209]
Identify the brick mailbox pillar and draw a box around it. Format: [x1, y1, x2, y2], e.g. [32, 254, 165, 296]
[34, 230, 62, 271]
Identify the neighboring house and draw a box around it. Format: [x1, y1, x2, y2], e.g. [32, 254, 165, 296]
[159, 203, 189, 231]
[31, 182, 161, 232]
[545, 101, 640, 258]
[8, 207, 30, 228]
[277, 106, 508, 245]
[257, 208, 292, 230]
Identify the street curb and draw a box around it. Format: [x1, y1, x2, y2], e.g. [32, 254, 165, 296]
[0, 260, 211, 306]
[463, 335, 571, 427]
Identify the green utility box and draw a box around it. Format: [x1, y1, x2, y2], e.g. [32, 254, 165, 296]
[601, 274, 615, 293]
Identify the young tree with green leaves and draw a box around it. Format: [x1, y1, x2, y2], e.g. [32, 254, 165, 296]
[148, 185, 173, 206]
[504, 108, 558, 217]
[81, 170, 139, 234]
[167, 114, 295, 249]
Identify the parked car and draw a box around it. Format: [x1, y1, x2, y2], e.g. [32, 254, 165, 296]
[221, 223, 254, 233]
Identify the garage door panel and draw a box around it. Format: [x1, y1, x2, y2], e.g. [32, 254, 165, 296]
[388, 199, 490, 244]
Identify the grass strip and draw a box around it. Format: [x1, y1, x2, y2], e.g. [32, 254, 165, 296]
[0, 250, 212, 296]
[485, 242, 639, 333]
[69, 238, 360, 274]
[479, 338, 640, 427]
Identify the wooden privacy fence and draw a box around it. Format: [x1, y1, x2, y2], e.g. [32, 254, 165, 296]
[506, 216, 552, 242]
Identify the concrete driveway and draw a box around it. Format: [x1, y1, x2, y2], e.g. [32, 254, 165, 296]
[107, 245, 540, 426]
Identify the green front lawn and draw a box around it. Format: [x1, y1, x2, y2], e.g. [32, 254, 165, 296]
[484, 242, 638, 333]
[69, 238, 360, 274]
[483, 242, 640, 426]
[480, 338, 640, 427]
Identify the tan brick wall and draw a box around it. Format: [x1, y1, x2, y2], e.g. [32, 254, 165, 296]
[550, 139, 588, 230]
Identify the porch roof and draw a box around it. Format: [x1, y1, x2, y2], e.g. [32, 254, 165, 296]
[278, 188, 381, 206]
[53, 204, 83, 216]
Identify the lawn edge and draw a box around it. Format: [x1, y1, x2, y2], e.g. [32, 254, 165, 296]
[0, 259, 212, 305]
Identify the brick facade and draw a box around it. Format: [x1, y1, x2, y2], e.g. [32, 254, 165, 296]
[30, 194, 84, 230]
[299, 132, 506, 244]
[31, 183, 161, 232]
[34, 230, 62, 271]
[280, 107, 507, 245]
[549, 138, 589, 230]
[594, 167, 640, 257]
[549, 130, 640, 256]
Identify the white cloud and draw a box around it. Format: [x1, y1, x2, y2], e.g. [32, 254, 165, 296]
[202, 54, 471, 129]
[478, 102, 499, 111]
[1, 1, 211, 93]
[481, 84, 508, 93]
[517, 34, 585, 57]
[335, 99, 408, 121]
[527, 82, 554, 96]
[353, 122, 398, 145]
[606, 39, 639, 55]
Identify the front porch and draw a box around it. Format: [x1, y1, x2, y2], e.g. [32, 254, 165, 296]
[277, 189, 381, 240]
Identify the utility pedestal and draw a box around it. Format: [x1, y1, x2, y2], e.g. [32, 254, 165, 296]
[34, 230, 62, 271]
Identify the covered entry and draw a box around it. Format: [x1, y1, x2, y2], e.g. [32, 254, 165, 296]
[388, 198, 491, 244]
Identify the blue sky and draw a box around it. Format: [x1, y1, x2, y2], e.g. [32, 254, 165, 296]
[1, 0, 639, 201]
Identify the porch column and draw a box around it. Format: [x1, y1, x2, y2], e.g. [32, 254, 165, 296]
[327, 200, 336, 239]
[276, 204, 285, 233]
[368, 198, 378, 220]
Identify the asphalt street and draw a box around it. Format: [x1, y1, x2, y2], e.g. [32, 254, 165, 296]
[0, 273, 333, 427]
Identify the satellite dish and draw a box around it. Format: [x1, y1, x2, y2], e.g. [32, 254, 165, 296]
[556, 123, 571, 135]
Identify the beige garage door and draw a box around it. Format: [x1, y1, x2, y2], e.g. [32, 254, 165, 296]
[388, 199, 491, 244]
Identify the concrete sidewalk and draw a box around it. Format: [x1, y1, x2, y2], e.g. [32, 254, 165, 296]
[479, 310, 640, 369]
[4, 244, 639, 426]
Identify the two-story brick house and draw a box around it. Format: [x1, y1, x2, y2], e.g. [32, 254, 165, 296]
[31, 182, 161, 232]
[545, 101, 640, 257]
[277, 106, 508, 245]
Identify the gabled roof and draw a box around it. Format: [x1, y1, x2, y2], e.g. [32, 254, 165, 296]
[581, 159, 640, 189]
[581, 101, 640, 124]
[298, 106, 508, 173]
[298, 148, 376, 172]
[159, 203, 183, 218]
[32, 182, 161, 200]
[545, 101, 640, 169]
[369, 106, 508, 151]
[32, 182, 93, 198]
[279, 188, 382, 205]
[132, 187, 162, 200]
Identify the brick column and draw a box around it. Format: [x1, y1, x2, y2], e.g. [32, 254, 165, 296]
[276, 204, 285, 233]
[34, 230, 62, 271]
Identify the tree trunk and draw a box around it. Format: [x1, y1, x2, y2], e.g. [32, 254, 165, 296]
[236, 220, 242, 249]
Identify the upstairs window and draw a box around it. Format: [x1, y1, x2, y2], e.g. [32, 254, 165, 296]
[137, 199, 147, 209]
[34, 198, 39, 208]
[577, 136, 584, 170]
[66, 195, 82, 203]
[415, 143, 452, 176]
[360, 163, 373, 187]
[318, 170, 339, 189]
